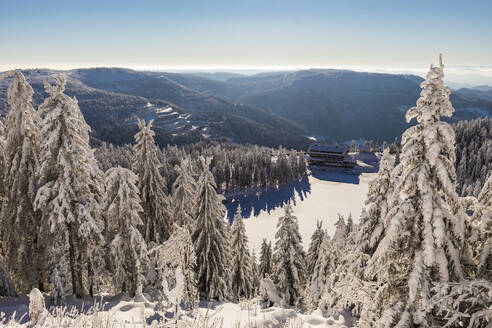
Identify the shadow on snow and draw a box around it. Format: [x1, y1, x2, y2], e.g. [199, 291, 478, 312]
[310, 168, 361, 185]
[224, 176, 311, 223]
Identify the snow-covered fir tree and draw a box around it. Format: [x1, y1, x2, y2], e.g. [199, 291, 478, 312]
[430, 279, 491, 328]
[191, 157, 230, 300]
[307, 234, 331, 309]
[346, 213, 355, 234]
[148, 224, 198, 309]
[0, 257, 16, 297]
[259, 239, 273, 279]
[132, 119, 170, 242]
[306, 220, 326, 279]
[34, 75, 104, 299]
[357, 149, 395, 256]
[171, 158, 196, 231]
[273, 204, 306, 306]
[473, 173, 491, 280]
[104, 167, 148, 297]
[363, 56, 468, 327]
[250, 251, 260, 295]
[230, 205, 255, 299]
[319, 214, 376, 319]
[454, 117, 492, 197]
[309, 215, 349, 310]
[333, 214, 348, 241]
[0, 71, 43, 293]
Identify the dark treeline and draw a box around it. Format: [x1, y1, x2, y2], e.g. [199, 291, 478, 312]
[95, 141, 308, 194]
[387, 117, 492, 197]
[454, 117, 492, 197]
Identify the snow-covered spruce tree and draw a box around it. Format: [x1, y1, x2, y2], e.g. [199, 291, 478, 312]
[428, 158, 492, 328]
[230, 205, 255, 299]
[346, 213, 355, 234]
[454, 117, 492, 197]
[321, 217, 375, 318]
[191, 157, 230, 300]
[327, 155, 399, 317]
[259, 239, 273, 279]
[273, 204, 306, 306]
[34, 75, 104, 299]
[307, 234, 331, 310]
[473, 173, 491, 280]
[104, 167, 148, 297]
[0, 257, 16, 297]
[309, 215, 349, 310]
[132, 119, 170, 243]
[148, 224, 198, 309]
[171, 158, 196, 231]
[306, 220, 326, 279]
[251, 251, 260, 295]
[329, 248, 375, 319]
[363, 56, 467, 327]
[430, 279, 491, 328]
[357, 149, 395, 256]
[0, 71, 43, 293]
[46, 233, 70, 304]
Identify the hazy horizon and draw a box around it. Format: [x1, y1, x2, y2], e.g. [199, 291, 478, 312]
[2, 64, 491, 87]
[2, 1, 491, 80]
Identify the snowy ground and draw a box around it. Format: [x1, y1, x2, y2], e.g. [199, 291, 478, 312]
[0, 295, 355, 327]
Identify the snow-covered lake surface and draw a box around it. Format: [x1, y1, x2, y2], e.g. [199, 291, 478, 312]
[225, 168, 377, 255]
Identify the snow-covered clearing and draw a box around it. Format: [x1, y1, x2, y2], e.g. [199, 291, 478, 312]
[156, 107, 173, 114]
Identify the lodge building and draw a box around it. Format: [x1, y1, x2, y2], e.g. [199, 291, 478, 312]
[306, 143, 356, 168]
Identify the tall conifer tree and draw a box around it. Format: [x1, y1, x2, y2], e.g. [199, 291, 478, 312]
[273, 205, 306, 306]
[104, 167, 148, 297]
[35, 75, 104, 299]
[0, 71, 43, 292]
[230, 205, 255, 299]
[191, 157, 230, 300]
[363, 56, 467, 327]
[132, 119, 170, 242]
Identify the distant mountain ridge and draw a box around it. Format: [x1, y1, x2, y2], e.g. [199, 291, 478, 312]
[182, 68, 492, 142]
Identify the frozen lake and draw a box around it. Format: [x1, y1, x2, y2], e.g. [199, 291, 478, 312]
[225, 169, 377, 255]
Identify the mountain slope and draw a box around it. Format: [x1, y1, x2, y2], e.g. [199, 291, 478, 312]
[197, 69, 492, 142]
[70, 68, 306, 135]
[0, 69, 310, 149]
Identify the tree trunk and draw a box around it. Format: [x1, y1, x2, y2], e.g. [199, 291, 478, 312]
[68, 223, 84, 298]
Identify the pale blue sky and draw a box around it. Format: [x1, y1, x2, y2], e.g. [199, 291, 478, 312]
[1, 0, 491, 71]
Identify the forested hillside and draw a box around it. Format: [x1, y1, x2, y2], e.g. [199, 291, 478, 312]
[196, 69, 492, 142]
[0, 69, 309, 149]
